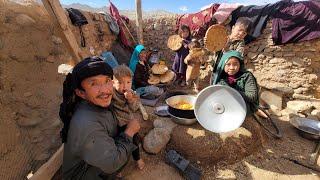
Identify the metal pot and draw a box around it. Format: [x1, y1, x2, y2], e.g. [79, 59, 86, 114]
[168, 111, 197, 125]
[290, 117, 320, 140]
[165, 95, 196, 119]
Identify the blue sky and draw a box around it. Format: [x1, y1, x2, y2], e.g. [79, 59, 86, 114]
[61, 0, 287, 13]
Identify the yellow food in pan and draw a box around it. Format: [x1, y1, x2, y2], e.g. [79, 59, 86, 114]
[174, 102, 194, 110]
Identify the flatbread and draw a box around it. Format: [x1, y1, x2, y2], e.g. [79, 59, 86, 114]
[167, 35, 183, 51]
[160, 70, 175, 83]
[148, 74, 160, 85]
[204, 25, 228, 52]
[151, 64, 168, 75]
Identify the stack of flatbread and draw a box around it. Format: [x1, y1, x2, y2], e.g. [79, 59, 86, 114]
[148, 63, 175, 85]
[148, 74, 161, 85]
[151, 64, 169, 75]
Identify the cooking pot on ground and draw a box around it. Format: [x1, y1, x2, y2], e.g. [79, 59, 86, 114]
[165, 95, 196, 119]
[290, 117, 320, 140]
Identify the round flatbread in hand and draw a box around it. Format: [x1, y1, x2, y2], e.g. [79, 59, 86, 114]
[167, 35, 183, 51]
[204, 25, 228, 52]
[151, 64, 169, 75]
[160, 70, 175, 83]
[148, 74, 160, 85]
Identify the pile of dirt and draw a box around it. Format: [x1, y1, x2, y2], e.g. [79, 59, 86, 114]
[167, 117, 267, 166]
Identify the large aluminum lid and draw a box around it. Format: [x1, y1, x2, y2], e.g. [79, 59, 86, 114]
[194, 85, 247, 133]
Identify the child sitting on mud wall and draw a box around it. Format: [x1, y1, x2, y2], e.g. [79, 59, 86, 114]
[112, 64, 145, 170]
[184, 39, 206, 93]
[213, 50, 259, 115]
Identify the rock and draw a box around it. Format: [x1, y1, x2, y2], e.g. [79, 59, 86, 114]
[153, 119, 177, 134]
[143, 128, 170, 154]
[289, 82, 302, 89]
[15, 14, 36, 26]
[283, 53, 295, 57]
[260, 90, 283, 110]
[294, 87, 308, 94]
[23, 92, 33, 97]
[311, 109, 320, 119]
[269, 58, 285, 64]
[51, 35, 63, 45]
[292, 58, 304, 67]
[46, 55, 55, 63]
[17, 117, 44, 127]
[58, 64, 73, 75]
[247, 52, 258, 59]
[287, 100, 313, 113]
[292, 93, 312, 100]
[308, 74, 317, 83]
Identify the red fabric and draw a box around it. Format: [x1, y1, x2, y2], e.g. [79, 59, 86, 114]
[109, 1, 131, 48]
[227, 75, 236, 85]
[176, 4, 220, 38]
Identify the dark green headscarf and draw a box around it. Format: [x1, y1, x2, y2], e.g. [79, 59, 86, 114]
[212, 50, 245, 85]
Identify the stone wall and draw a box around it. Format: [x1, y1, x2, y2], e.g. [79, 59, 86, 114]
[130, 17, 320, 110]
[245, 22, 320, 110]
[129, 15, 178, 61]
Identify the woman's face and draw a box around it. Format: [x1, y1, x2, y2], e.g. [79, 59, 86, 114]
[139, 50, 149, 63]
[224, 57, 240, 76]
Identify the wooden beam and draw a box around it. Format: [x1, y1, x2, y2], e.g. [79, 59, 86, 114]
[29, 144, 64, 180]
[135, 0, 144, 45]
[42, 0, 84, 65]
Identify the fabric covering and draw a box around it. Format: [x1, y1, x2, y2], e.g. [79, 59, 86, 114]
[230, 0, 291, 44]
[272, 0, 320, 45]
[99, 12, 120, 35]
[213, 3, 241, 24]
[72, 57, 113, 89]
[100, 51, 119, 69]
[109, 1, 131, 48]
[176, 4, 220, 38]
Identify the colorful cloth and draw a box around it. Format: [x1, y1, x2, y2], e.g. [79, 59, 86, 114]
[176, 4, 220, 38]
[213, 3, 241, 24]
[230, 0, 290, 44]
[272, 0, 320, 45]
[109, 1, 131, 48]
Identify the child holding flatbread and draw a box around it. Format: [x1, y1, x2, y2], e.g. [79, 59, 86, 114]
[210, 17, 252, 85]
[172, 25, 192, 87]
[184, 39, 206, 93]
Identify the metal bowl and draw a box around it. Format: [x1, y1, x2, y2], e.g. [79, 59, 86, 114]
[165, 95, 197, 119]
[290, 117, 320, 140]
[168, 111, 197, 125]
